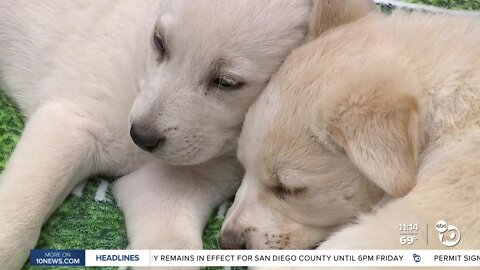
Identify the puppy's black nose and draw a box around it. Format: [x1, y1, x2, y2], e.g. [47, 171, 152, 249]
[130, 124, 165, 152]
[219, 230, 246, 249]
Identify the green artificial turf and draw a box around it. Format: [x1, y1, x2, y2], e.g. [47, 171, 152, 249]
[0, 95, 23, 171]
[0, 1, 477, 270]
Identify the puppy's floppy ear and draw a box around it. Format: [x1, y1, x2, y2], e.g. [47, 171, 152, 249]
[317, 66, 420, 197]
[307, 0, 378, 41]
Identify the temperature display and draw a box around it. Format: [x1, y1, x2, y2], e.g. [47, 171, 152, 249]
[398, 224, 419, 245]
[400, 235, 418, 245]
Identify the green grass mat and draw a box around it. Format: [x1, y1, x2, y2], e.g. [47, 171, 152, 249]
[0, 1, 477, 270]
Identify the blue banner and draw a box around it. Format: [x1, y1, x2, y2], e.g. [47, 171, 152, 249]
[30, 250, 86, 266]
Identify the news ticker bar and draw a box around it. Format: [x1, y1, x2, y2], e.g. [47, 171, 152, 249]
[30, 249, 480, 267]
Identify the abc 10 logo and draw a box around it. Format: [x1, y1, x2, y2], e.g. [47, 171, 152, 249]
[435, 220, 461, 247]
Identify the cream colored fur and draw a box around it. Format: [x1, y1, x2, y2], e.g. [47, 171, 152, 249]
[0, 0, 377, 269]
[223, 10, 480, 262]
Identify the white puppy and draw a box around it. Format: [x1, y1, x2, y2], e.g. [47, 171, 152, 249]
[0, 0, 376, 269]
[222, 9, 480, 257]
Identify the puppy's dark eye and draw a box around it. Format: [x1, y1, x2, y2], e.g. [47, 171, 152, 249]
[212, 76, 244, 90]
[153, 32, 166, 57]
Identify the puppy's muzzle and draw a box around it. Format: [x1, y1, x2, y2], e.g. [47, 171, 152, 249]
[130, 124, 165, 152]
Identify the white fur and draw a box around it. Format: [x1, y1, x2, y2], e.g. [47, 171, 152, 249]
[0, 0, 316, 269]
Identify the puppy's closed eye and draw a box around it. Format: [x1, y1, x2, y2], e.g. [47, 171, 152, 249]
[212, 76, 244, 91]
[153, 29, 166, 62]
[270, 183, 306, 200]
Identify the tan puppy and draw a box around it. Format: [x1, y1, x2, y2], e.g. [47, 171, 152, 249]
[221, 10, 480, 252]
